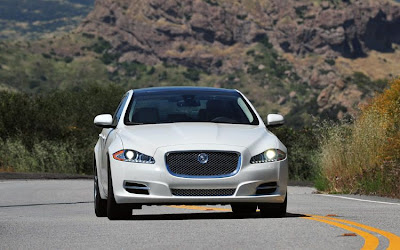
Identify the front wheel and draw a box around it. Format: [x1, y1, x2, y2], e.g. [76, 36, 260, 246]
[259, 194, 287, 218]
[107, 162, 132, 220]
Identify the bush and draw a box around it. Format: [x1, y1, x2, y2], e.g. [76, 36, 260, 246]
[270, 126, 320, 180]
[183, 68, 201, 81]
[348, 72, 387, 92]
[0, 138, 83, 173]
[89, 37, 112, 54]
[64, 56, 73, 63]
[317, 79, 400, 198]
[0, 84, 126, 174]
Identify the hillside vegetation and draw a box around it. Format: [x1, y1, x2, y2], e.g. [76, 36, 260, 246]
[2, 0, 399, 125]
[0, 0, 94, 40]
[0, 0, 399, 196]
[0, 84, 125, 174]
[317, 79, 400, 198]
[0, 32, 316, 177]
[0, 82, 319, 180]
[0, 33, 314, 125]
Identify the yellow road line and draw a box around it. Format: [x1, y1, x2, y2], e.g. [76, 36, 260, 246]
[168, 205, 400, 249]
[303, 217, 379, 250]
[312, 215, 400, 250]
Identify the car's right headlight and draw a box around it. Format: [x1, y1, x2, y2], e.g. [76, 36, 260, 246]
[250, 149, 286, 164]
[113, 150, 155, 164]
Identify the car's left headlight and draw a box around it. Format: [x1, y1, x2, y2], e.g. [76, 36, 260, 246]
[113, 150, 155, 164]
[250, 149, 286, 164]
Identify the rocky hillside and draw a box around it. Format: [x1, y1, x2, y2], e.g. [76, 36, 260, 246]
[80, 0, 400, 65]
[1, 0, 400, 126]
[77, 0, 400, 121]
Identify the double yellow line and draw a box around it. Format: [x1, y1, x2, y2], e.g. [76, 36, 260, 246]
[169, 205, 400, 250]
[305, 215, 400, 250]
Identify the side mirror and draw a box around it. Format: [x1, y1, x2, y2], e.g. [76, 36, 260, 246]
[94, 114, 114, 128]
[267, 114, 284, 127]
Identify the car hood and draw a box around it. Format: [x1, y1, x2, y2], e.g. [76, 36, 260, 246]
[117, 123, 282, 156]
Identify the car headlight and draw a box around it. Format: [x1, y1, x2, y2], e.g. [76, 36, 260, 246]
[250, 149, 286, 164]
[113, 150, 155, 164]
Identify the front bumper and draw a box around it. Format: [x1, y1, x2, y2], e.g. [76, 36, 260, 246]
[110, 145, 288, 205]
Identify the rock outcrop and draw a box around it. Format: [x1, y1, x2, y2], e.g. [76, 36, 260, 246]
[80, 0, 400, 66]
[78, 0, 400, 120]
[271, 0, 400, 58]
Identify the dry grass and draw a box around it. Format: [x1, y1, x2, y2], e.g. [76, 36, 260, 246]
[318, 79, 400, 198]
[336, 49, 400, 80]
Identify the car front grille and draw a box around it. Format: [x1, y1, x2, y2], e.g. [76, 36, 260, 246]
[165, 151, 240, 177]
[171, 188, 236, 196]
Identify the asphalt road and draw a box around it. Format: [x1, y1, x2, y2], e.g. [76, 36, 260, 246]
[0, 180, 399, 249]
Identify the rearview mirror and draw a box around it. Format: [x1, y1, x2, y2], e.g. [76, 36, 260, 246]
[94, 114, 114, 128]
[267, 114, 284, 127]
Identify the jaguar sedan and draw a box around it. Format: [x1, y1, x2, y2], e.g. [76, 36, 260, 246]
[93, 87, 288, 220]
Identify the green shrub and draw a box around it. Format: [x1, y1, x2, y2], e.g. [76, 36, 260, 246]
[42, 53, 51, 59]
[64, 56, 73, 63]
[0, 84, 126, 174]
[183, 68, 200, 81]
[270, 126, 320, 180]
[347, 72, 387, 92]
[89, 37, 112, 54]
[0, 138, 81, 173]
[101, 52, 120, 65]
[203, 0, 219, 6]
[324, 58, 335, 66]
[120, 61, 147, 77]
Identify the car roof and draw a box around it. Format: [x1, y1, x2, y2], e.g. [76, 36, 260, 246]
[132, 86, 238, 95]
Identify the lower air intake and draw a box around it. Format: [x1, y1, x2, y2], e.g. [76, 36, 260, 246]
[171, 189, 236, 197]
[256, 182, 277, 195]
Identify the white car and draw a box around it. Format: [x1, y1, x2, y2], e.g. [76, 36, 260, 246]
[93, 87, 288, 220]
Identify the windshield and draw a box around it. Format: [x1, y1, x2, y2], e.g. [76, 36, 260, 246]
[124, 90, 259, 125]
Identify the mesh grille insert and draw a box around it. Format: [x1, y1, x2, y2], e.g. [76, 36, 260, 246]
[166, 151, 240, 177]
[171, 189, 236, 196]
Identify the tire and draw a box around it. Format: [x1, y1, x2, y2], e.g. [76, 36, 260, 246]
[259, 193, 287, 218]
[107, 160, 132, 220]
[231, 203, 257, 214]
[94, 163, 107, 217]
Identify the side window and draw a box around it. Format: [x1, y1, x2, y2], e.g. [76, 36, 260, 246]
[112, 94, 129, 126]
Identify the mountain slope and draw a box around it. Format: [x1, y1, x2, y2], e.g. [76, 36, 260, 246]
[79, 0, 400, 66]
[1, 0, 400, 127]
[77, 0, 400, 120]
[0, 0, 94, 40]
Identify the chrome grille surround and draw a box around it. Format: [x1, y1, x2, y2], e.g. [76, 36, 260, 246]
[171, 188, 236, 196]
[165, 151, 241, 178]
